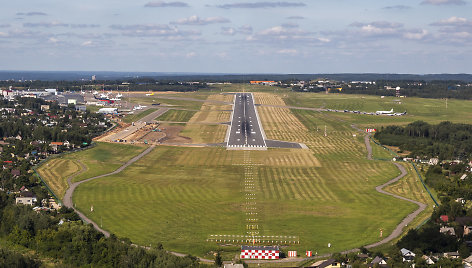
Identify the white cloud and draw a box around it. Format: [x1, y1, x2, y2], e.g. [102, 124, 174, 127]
[144, 1, 189, 7]
[286, 16, 305, 20]
[221, 25, 253, 35]
[171, 15, 230, 25]
[81, 40, 93, 46]
[383, 5, 411, 10]
[277, 49, 298, 55]
[430, 16, 472, 27]
[215, 2, 306, 9]
[186, 51, 196, 58]
[23, 21, 69, 28]
[16, 12, 48, 16]
[403, 29, 429, 40]
[421, 0, 466, 5]
[109, 24, 201, 39]
[48, 37, 59, 43]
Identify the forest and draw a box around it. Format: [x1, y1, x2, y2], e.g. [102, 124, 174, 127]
[374, 121, 472, 160]
[0, 196, 206, 267]
[342, 80, 472, 100]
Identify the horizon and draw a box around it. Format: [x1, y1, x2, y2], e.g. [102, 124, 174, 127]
[1, 0, 472, 73]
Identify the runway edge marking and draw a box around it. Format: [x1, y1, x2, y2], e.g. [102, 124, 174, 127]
[251, 93, 267, 147]
[225, 93, 236, 145]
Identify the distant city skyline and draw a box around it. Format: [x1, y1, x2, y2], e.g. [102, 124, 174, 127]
[1, 0, 471, 73]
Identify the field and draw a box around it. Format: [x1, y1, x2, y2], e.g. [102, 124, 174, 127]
[123, 108, 158, 123]
[156, 109, 196, 122]
[178, 93, 233, 143]
[60, 89, 472, 260]
[37, 143, 146, 200]
[282, 92, 472, 127]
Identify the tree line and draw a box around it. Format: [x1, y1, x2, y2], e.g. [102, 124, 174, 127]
[0, 195, 207, 267]
[374, 121, 472, 160]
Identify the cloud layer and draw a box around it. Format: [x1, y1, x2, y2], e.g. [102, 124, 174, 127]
[171, 15, 230, 25]
[144, 1, 189, 7]
[215, 2, 306, 9]
[421, 0, 466, 5]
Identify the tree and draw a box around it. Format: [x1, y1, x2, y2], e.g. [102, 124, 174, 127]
[214, 251, 223, 267]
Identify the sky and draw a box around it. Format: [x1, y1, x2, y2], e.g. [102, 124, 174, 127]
[1, 0, 472, 74]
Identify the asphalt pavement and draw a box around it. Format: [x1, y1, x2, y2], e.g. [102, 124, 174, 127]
[227, 93, 266, 149]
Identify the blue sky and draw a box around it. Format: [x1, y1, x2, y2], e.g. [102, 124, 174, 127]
[1, 0, 471, 73]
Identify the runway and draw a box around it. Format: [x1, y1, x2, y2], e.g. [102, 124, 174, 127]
[227, 93, 267, 149]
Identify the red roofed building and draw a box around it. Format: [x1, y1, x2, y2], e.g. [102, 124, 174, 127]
[440, 215, 449, 222]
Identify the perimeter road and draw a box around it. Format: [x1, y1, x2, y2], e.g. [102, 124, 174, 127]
[63, 145, 156, 237]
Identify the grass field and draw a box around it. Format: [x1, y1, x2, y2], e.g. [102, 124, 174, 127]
[178, 94, 232, 143]
[72, 92, 420, 259]
[68, 90, 472, 260]
[156, 109, 196, 122]
[123, 108, 157, 123]
[282, 92, 472, 128]
[37, 158, 81, 199]
[127, 96, 204, 110]
[37, 143, 146, 200]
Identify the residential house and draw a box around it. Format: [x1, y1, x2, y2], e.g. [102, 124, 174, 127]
[444, 252, 460, 259]
[223, 264, 244, 268]
[465, 226, 472, 236]
[313, 259, 341, 268]
[368, 256, 387, 267]
[400, 248, 415, 262]
[429, 158, 439, 165]
[440, 215, 449, 222]
[16, 191, 37, 206]
[11, 169, 20, 177]
[464, 255, 472, 268]
[49, 141, 63, 151]
[440, 226, 456, 236]
[422, 255, 435, 265]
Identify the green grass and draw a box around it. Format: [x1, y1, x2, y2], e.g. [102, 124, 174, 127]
[283, 93, 472, 127]
[71, 92, 459, 260]
[67, 143, 146, 182]
[74, 132, 416, 259]
[123, 108, 157, 123]
[38, 143, 146, 201]
[37, 158, 81, 199]
[156, 109, 196, 122]
[86, 105, 101, 113]
[126, 97, 203, 110]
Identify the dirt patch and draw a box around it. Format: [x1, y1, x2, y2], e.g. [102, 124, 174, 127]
[160, 125, 193, 144]
[95, 121, 131, 142]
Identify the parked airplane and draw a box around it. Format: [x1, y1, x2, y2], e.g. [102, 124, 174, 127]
[376, 108, 393, 115]
[133, 105, 147, 110]
[93, 95, 115, 104]
[394, 112, 407, 116]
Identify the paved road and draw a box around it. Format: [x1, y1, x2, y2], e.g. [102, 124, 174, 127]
[105, 108, 168, 142]
[140, 108, 169, 123]
[63, 145, 156, 237]
[227, 93, 266, 148]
